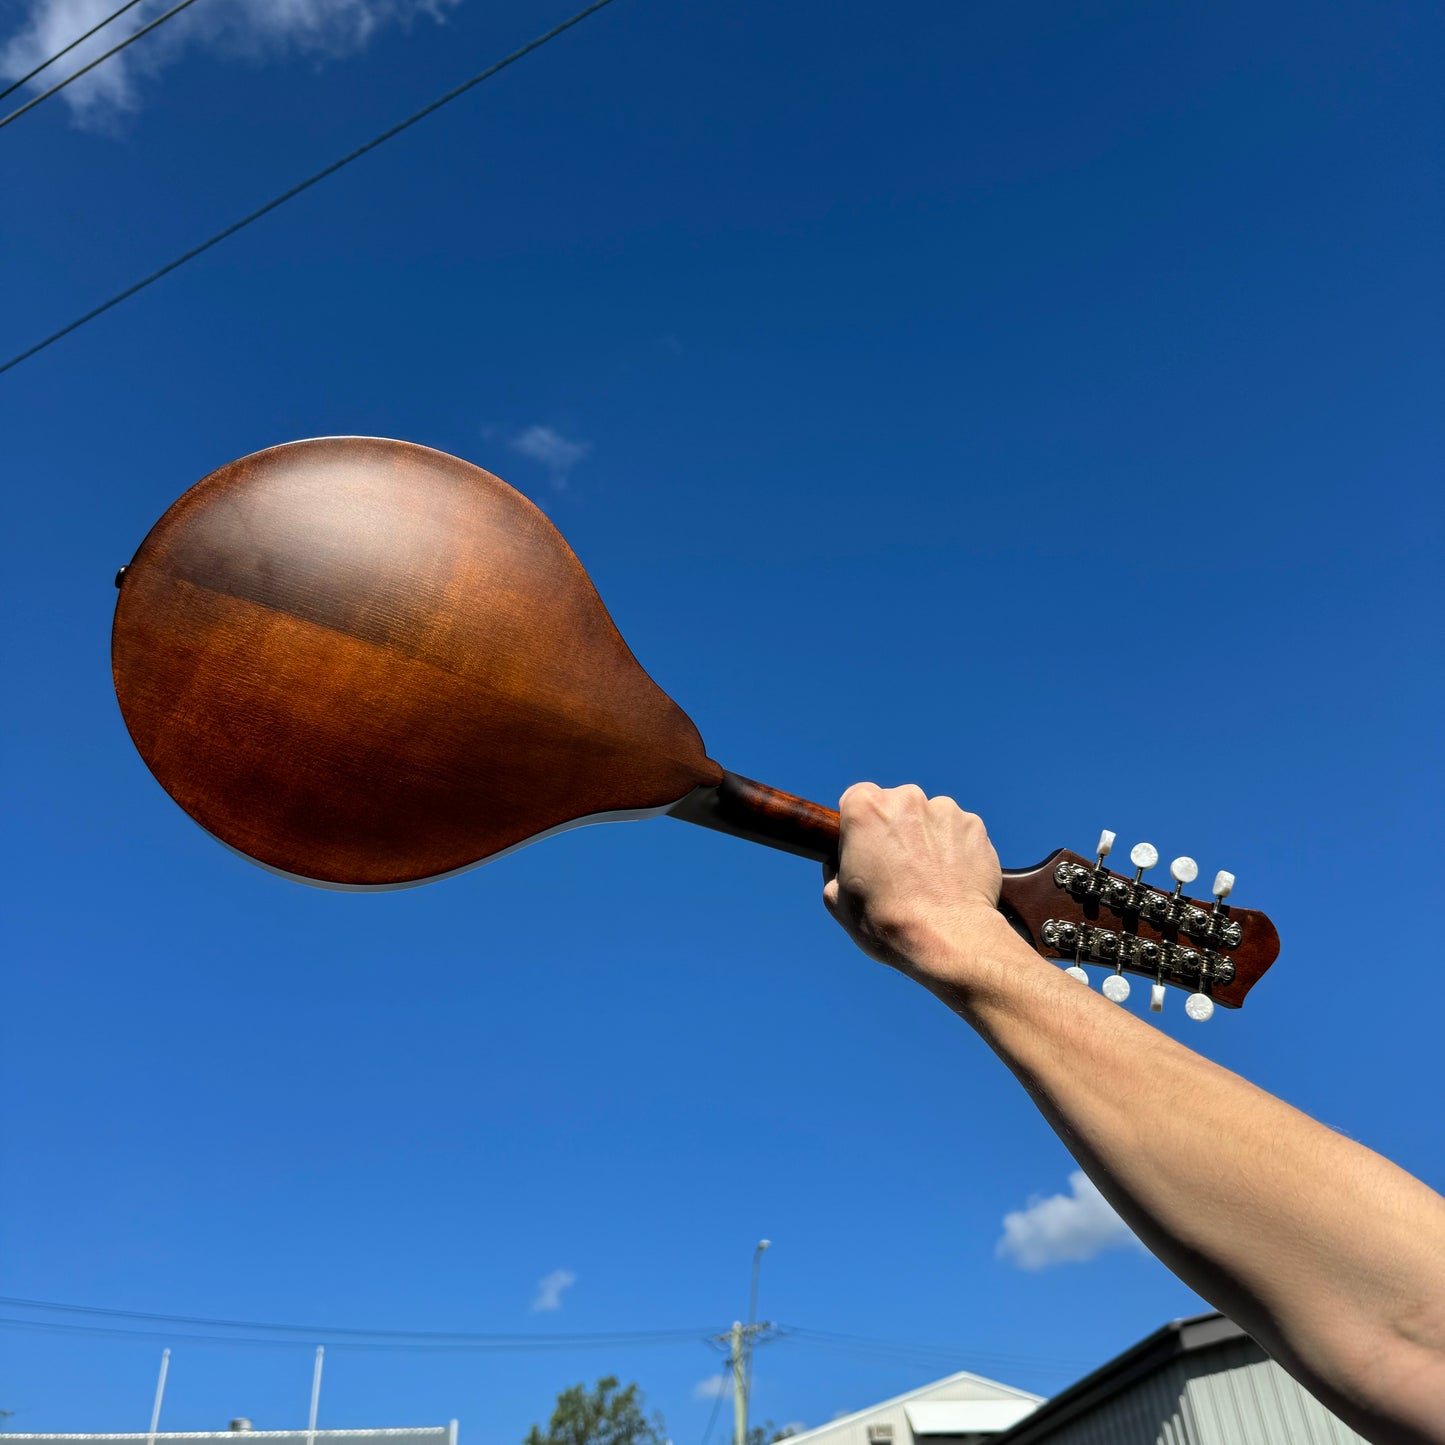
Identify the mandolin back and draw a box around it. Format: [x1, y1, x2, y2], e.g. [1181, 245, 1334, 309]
[112, 437, 722, 888]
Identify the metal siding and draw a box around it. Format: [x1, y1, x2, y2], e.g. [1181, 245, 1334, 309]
[1016, 1353, 1199, 1445]
[1005, 1338, 1370, 1445]
[1183, 1356, 1368, 1445]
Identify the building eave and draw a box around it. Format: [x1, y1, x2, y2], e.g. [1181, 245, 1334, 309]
[990, 1313, 1247, 1444]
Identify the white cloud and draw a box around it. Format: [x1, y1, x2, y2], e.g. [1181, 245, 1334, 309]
[531, 1267, 576, 1313]
[0, 0, 459, 128]
[509, 424, 589, 488]
[995, 1170, 1140, 1270]
[693, 1375, 729, 1401]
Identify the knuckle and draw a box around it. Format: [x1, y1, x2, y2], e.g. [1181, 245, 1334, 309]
[839, 780, 880, 811]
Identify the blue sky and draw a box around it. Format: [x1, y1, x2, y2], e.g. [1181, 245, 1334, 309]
[2, 0, 1442, 1431]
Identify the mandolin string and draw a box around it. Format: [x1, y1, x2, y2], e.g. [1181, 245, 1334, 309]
[0, 0, 620, 377]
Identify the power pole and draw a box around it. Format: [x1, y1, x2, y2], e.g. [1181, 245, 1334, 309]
[718, 1240, 773, 1445]
[730, 1320, 748, 1445]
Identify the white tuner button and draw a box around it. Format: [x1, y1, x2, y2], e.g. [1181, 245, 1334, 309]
[1102, 974, 1130, 1003]
[1129, 842, 1158, 871]
[1213, 870, 1235, 900]
[1170, 856, 1199, 886]
[1150, 983, 1166, 1012]
[1096, 829, 1116, 859]
[1184, 993, 1215, 1022]
[1064, 965, 1090, 985]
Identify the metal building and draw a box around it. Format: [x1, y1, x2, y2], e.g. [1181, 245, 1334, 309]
[991, 1313, 1368, 1445]
[769, 1368, 1044, 1445]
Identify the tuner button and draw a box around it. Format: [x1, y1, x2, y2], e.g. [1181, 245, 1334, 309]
[1064, 965, 1090, 985]
[1184, 992, 1215, 1022]
[1150, 983, 1166, 1013]
[1096, 830, 1116, 859]
[1102, 974, 1130, 1003]
[1129, 842, 1158, 871]
[1170, 856, 1199, 886]
[1213, 870, 1235, 900]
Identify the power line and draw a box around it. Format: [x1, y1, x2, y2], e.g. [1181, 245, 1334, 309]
[698, 1373, 730, 1445]
[0, 1314, 721, 1353]
[0, 1295, 712, 1346]
[0, 0, 620, 377]
[0, 0, 148, 103]
[0, 1297, 1089, 1373]
[0, 0, 210, 132]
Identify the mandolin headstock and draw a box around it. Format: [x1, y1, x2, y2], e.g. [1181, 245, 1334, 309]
[999, 831, 1280, 1016]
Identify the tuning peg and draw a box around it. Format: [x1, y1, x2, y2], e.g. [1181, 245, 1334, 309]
[1185, 992, 1215, 1022]
[1129, 842, 1158, 881]
[1150, 982, 1166, 1012]
[1210, 870, 1236, 925]
[1094, 830, 1115, 869]
[1064, 964, 1090, 985]
[1102, 973, 1130, 1003]
[1169, 856, 1198, 897]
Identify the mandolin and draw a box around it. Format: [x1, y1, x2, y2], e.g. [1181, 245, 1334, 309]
[112, 437, 1279, 1016]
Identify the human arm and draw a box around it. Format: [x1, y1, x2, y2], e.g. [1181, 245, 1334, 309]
[822, 782, 1445, 1445]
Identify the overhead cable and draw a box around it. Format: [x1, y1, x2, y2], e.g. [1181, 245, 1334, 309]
[0, 0, 619, 377]
[0, 1295, 711, 1346]
[0, 1315, 721, 1354]
[0, 0, 209, 132]
[697, 1372, 730, 1445]
[0, 1299, 1086, 1373]
[0, 0, 148, 103]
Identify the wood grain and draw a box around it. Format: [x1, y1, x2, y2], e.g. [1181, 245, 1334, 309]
[113, 437, 721, 886]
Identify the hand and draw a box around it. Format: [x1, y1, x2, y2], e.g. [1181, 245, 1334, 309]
[821, 782, 1010, 992]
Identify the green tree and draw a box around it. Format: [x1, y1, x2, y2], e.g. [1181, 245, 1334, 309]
[525, 1377, 667, 1445]
[744, 1423, 796, 1445]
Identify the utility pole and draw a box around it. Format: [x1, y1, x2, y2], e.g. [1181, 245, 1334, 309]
[719, 1240, 772, 1445]
[730, 1319, 748, 1445]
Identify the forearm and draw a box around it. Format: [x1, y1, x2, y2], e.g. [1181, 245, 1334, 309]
[929, 909, 1445, 1445]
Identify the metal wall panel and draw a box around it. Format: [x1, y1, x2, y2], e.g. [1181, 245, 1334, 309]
[1010, 1339, 1368, 1445]
[1181, 1352, 1367, 1445]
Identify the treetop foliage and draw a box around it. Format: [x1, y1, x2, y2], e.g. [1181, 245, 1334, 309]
[525, 1376, 667, 1445]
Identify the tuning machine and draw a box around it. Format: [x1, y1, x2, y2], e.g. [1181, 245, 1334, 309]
[1095, 839, 1158, 1004]
[1180, 868, 1234, 1022]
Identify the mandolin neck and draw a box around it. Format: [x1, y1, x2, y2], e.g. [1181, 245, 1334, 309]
[667, 771, 1046, 924]
[668, 771, 842, 863]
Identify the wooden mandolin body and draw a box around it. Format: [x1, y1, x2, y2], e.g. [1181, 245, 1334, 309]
[112, 437, 722, 888]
